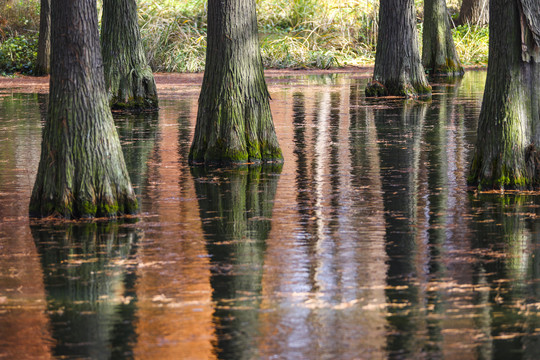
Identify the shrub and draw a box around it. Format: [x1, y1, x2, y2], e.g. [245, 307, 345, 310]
[0, 34, 38, 75]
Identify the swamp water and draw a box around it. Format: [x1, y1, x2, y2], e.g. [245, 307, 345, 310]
[1, 71, 540, 359]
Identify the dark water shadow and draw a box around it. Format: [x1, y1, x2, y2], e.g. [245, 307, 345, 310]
[114, 111, 159, 198]
[469, 194, 540, 360]
[191, 164, 282, 360]
[31, 221, 142, 359]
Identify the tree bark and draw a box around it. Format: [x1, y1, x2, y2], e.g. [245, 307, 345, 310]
[457, 0, 489, 26]
[35, 0, 51, 75]
[468, 0, 540, 189]
[423, 0, 464, 76]
[101, 0, 158, 110]
[29, 0, 138, 218]
[366, 0, 431, 98]
[189, 0, 283, 165]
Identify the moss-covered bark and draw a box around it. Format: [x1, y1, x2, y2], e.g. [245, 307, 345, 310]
[101, 0, 158, 111]
[29, 0, 138, 219]
[469, 0, 540, 189]
[366, 0, 432, 98]
[423, 0, 464, 77]
[189, 0, 283, 166]
[35, 0, 51, 75]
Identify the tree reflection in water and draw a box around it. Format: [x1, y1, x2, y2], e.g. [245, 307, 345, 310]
[192, 165, 282, 360]
[32, 222, 141, 359]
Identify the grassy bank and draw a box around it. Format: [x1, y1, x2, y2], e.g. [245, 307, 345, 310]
[0, 0, 488, 75]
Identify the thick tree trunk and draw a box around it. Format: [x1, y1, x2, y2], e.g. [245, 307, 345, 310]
[365, 0, 431, 98]
[101, 0, 158, 110]
[468, 0, 540, 189]
[457, 0, 489, 26]
[30, 0, 138, 218]
[189, 0, 283, 165]
[423, 0, 464, 76]
[35, 0, 51, 75]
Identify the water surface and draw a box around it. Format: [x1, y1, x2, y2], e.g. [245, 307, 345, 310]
[1, 71, 540, 359]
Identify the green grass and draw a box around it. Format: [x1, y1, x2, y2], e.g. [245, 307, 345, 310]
[0, 0, 489, 74]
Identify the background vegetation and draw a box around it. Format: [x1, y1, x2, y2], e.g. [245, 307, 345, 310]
[0, 0, 488, 75]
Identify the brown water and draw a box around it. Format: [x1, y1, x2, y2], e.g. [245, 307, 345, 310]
[1, 71, 540, 359]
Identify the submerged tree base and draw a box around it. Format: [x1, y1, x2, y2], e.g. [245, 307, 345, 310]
[30, 187, 139, 219]
[467, 145, 540, 191]
[425, 59, 465, 78]
[365, 80, 432, 98]
[189, 137, 284, 167]
[111, 94, 159, 112]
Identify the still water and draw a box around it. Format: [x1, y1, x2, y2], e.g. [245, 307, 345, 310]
[1, 71, 540, 359]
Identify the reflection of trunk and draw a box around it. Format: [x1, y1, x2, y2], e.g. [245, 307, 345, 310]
[192, 165, 281, 359]
[35, 0, 51, 75]
[32, 222, 141, 359]
[189, 0, 282, 165]
[115, 111, 159, 196]
[422, 0, 464, 76]
[366, 0, 431, 97]
[470, 194, 540, 358]
[347, 81, 389, 356]
[101, 0, 158, 110]
[375, 101, 428, 357]
[177, 99, 193, 197]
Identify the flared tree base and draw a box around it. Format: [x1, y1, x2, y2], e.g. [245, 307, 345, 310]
[189, 140, 283, 167]
[189, 96, 283, 166]
[467, 147, 539, 190]
[30, 189, 138, 219]
[365, 80, 432, 98]
[107, 69, 158, 111]
[425, 61, 465, 78]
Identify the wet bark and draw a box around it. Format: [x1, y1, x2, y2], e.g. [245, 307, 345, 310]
[423, 0, 464, 77]
[189, 0, 283, 165]
[457, 0, 489, 26]
[101, 0, 158, 110]
[29, 0, 138, 218]
[469, 0, 540, 189]
[35, 0, 51, 75]
[366, 0, 431, 98]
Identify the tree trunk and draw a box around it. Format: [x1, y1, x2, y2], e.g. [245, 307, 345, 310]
[468, 0, 540, 189]
[457, 0, 489, 26]
[189, 0, 283, 165]
[423, 0, 464, 76]
[101, 0, 158, 110]
[29, 0, 138, 218]
[365, 0, 431, 98]
[35, 0, 50, 75]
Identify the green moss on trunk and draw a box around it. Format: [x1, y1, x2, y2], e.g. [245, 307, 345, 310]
[468, 0, 540, 190]
[188, 0, 283, 166]
[101, 0, 158, 111]
[29, 0, 138, 219]
[422, 0, 464, 77]
[367, 0, 432, 98]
